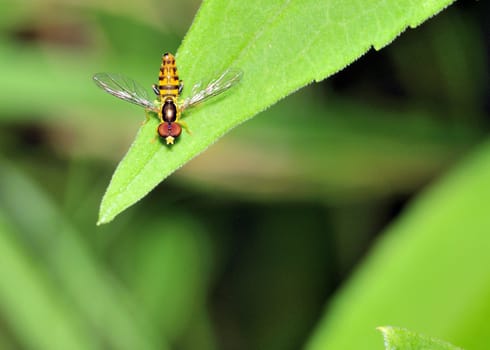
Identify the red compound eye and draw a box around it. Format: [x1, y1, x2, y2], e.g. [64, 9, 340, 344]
[157, 122, 182, 138]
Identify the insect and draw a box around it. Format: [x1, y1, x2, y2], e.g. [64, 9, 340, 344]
[93, 53, 242, 145]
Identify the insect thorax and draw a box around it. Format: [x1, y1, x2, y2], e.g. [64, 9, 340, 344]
[161, 98, 178, 123]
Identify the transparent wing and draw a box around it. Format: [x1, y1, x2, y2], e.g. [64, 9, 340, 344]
[181, 69, 242, 111]
[93, 73, 157, 111]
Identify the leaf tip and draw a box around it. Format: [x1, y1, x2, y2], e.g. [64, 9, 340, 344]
[96, 211, 113, 226]
[377, 326, 392, 334]
[377, 326, 393, 349]
[377, 326, 464, 350]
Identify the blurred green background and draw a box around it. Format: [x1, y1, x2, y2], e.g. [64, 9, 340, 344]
[0, 0, 489, 349]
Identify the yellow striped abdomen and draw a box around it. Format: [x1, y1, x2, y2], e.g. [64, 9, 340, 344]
[158, 52, 181, 100]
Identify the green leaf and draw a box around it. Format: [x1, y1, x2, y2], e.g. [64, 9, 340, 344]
[378, 326, 464, 350]
[303, 138, 490, 349]
[98, 0, 457, 224]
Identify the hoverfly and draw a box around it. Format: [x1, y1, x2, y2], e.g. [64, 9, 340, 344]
[93, 53, 242, 145]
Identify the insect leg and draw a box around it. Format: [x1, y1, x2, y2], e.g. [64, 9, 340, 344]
[142, 109, 152, 125]
[178, 120, 192, 135]
[152, 84, 159, 96]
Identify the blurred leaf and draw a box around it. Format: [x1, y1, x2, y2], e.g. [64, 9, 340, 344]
[0, 159, 167, 350]
[304, 138, 490, 350]
[0, 12, 180, 118]
[99, 0, 458, 224]
[0, 212, 94, 350]
[377, 326, 463, 350]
